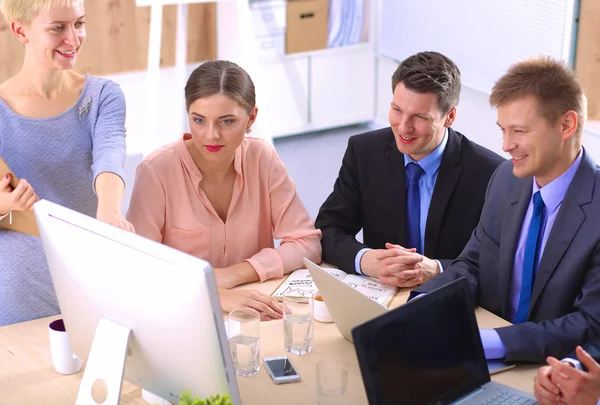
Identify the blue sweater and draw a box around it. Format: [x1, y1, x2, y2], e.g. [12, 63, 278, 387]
[0, 75, 126, 326]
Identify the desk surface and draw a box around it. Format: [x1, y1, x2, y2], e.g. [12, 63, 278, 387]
[0, 277, 539, 404]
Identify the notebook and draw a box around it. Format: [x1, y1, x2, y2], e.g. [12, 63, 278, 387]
[351, 277, 537, 405]
[271, 264, 397, 306]
[0, 156, 40, 236]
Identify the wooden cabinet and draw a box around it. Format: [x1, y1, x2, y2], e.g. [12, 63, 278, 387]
[575, 0, 600, 120]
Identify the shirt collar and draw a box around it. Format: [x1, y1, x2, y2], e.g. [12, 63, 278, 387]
[404, 128, 448, 177]
[176, 134, 244, 182]
[532, 148, 583, 213]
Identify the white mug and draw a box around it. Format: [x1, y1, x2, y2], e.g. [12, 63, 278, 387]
[314, 291, 333, 323]
[48, 319, 82, 375]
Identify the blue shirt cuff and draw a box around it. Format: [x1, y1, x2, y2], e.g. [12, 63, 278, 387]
[561, 358, 582, 370]
[479, 329, 506, 359]
[435, 259, 443, 273]
[355, 248, 371, 275]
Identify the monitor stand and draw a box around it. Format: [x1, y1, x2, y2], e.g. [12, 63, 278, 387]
[142, 389, 173, 405]
[75, 317, 132, 405]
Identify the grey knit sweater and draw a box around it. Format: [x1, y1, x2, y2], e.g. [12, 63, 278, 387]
[0, 75, 126, 326]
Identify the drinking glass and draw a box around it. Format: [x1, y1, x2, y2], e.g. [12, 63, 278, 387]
[283, 288, 314, 355]
[317, 359, 349, 405]
[228, 308, 260, 377]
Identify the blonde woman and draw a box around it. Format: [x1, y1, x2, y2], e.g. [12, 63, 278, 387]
[127, 61, 322, 319]
[0, 0, 133, 325]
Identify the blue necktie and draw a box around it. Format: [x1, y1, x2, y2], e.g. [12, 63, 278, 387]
[405, 162, 425, 255]
[515, 191, 546, 324]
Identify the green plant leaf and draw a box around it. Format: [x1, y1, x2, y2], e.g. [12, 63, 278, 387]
[178, 391, 232, 405]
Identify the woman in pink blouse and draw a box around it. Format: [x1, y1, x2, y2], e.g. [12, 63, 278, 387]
[127, 60, 322, 319]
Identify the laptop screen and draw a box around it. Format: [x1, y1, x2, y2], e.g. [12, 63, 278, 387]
[352, 278, 489, 405]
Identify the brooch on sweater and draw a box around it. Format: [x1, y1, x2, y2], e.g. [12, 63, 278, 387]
[78, 97, 92, 120]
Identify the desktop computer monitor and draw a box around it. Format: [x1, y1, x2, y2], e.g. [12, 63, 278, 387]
[34, 200, 240, 405]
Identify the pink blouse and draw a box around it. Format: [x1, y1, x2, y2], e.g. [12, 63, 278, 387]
[126, 135, 322, 281]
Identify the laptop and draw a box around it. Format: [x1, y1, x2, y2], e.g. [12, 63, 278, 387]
[351, 277, 537, 405]
[304, 258, 388, 342]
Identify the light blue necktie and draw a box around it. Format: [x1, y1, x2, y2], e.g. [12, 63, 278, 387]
[515, 191, 546, 324]
[405, 163, 425, 255]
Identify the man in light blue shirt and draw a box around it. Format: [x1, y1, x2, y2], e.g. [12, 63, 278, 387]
[412, 56, 600, 363]
[353, 130, 448, 276]
[480, 150, 583, 360]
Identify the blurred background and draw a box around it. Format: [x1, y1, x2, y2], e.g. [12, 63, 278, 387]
[1, 0, 598, 218]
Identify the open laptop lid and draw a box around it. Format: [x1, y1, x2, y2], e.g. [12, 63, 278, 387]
[351, 278, 490, 405]
[304, 258, 387, 342]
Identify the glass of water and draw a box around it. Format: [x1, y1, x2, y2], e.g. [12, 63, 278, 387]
[317, 359, 349, 405]
[283, 288, 314, 355]
[228, 308, 260, 377]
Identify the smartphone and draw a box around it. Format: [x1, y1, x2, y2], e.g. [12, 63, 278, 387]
[263, 356, 301, 384]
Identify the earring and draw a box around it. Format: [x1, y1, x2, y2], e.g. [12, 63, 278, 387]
[246, 128, 252, 134]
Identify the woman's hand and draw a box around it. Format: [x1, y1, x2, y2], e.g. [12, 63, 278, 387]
[0, 174, 38, 214]
[219, 289, 283, 321]
[95, 172, 134, 232]
[96, 209, 135, 233]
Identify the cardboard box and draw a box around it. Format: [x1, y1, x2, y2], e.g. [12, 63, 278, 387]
[286, 0, 329, 54]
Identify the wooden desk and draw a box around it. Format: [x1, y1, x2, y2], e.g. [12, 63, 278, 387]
[0, 278, 538, 404]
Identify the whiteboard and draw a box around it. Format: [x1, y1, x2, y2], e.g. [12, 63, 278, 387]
[377, 0, 576, 94]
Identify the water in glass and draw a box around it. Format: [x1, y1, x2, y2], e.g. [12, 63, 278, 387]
[229, 335, 260, 377]
[284, 313, 314, 355]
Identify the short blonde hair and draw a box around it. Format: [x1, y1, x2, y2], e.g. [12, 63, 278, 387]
[0, 0, 83, 23]
[490, 56, 587, 138]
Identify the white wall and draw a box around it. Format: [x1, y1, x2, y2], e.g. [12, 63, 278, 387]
[104, 66, 194, 215]
[104, 66, 195, 157]
[377, 0, 576, 95]
[452, 86, 503, 155]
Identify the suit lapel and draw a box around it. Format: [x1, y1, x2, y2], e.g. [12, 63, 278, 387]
[498, 177, 532, 319]
[530, 151, 595, 312]
[384, 135, 407, 245]
[424, 129, 462, 258]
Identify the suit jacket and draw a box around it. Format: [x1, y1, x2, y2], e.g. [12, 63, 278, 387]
[315, 127, 504, 272]
[413, 149, 600, 363]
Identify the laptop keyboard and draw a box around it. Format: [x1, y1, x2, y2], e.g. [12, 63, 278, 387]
[482, 388, 536, 404]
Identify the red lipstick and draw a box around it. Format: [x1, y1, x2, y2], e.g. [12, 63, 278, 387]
[205, 145, 224, 153]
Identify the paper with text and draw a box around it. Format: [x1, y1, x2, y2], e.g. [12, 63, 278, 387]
[271, 268, 396, 306]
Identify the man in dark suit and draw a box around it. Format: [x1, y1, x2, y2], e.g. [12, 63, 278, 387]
[412, 56, 600, 363]
[315, 51, 504, 287]
[534, 342, 600, 405]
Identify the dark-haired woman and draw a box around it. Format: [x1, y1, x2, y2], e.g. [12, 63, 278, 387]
[127, 60, 321, 319]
